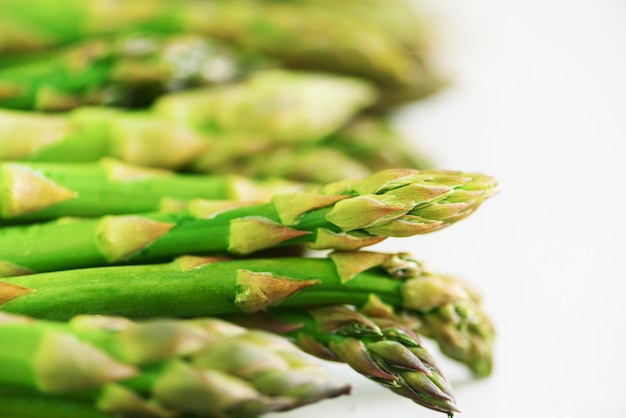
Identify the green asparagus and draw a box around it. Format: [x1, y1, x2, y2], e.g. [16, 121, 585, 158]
[0, 158, 311, 222]
[225, 297, 459, 415]
[0, 31, 271, 111]
[0, 0, 442, 108]
[0, 251, 494, 375]
[0, 311, 350, 417]
[0, 69, 376, 170]
[0, 168, 497, 275]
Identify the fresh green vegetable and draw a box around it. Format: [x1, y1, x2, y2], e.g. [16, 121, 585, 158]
[0, 168, 497, 275]
[0, 311, 349, 417]
[0, 251, 494, 376]
[0, 158, 311, 222]
[0, 69, 376, 172]
[225, 296, 460, 415]
[0, 0, 442, 109]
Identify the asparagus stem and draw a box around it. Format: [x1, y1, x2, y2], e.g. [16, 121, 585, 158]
[0, 251, 495, 375]
[0, 168, 497, 274]
[0, 392, 117, 418]
[0, 158, 311, 222]
[0, 312, 349, 418]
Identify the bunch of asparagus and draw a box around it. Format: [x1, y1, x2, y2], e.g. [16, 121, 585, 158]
[0, 0, 439, 181]
[0, 1, 498, 417]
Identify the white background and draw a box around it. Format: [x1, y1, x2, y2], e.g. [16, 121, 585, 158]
[273, 0, 626, 417]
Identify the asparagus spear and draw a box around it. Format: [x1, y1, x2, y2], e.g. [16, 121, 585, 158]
[0, 168, 497, 274]
[0, 69, 376, 169]
[0, 158, 311, 222]
[154, 69, 377, 144]
[0, 31, 271, 111]
[0, 311, 350, 417]
[189, 116, 435, 182]
[225, 297, 460, 415]
[0, 251, 495, 375]
[0, 0, 442, 108]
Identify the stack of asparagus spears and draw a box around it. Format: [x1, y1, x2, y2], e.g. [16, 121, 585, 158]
[0, 1, 498, 417]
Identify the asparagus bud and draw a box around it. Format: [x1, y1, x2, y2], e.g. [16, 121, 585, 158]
[224, 296, 460, 415]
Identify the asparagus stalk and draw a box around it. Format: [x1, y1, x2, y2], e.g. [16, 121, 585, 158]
[0, 158, 312, 222]
[0, 168, 497, 275]
[0, 311, 350, 418]
[0, 69, 376, 168]
[0, 0, 442, 108]
[0, 31, 271, 111]
[0, 251, 495, 375]
[225, 296, 459, 415]
[0, 393, 118, 418]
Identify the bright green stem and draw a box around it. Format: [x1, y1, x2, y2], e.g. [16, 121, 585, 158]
[0, 159, 309, 222]
[0, 168, 497, 275]
[0, 393, 117, 418]
[0, 255, 403, 320]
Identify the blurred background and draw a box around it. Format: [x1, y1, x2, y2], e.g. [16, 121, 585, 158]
[1, 1, 624, 417]
[275, 0, 626, 417]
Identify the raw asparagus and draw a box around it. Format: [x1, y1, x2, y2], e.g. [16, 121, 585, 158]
[0, 69, 376, 169]
[0, 393, 119, 418]
[0, 158, 311, 222]
[325, 116, 435, 172]
[0, 31, 271, 111]
[0, 251, 495, 375]
[225, 297, 459, 415]
[0, 0, 442, 108]
[0, 311, 350, 417]
[0, 168, 497, 275]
